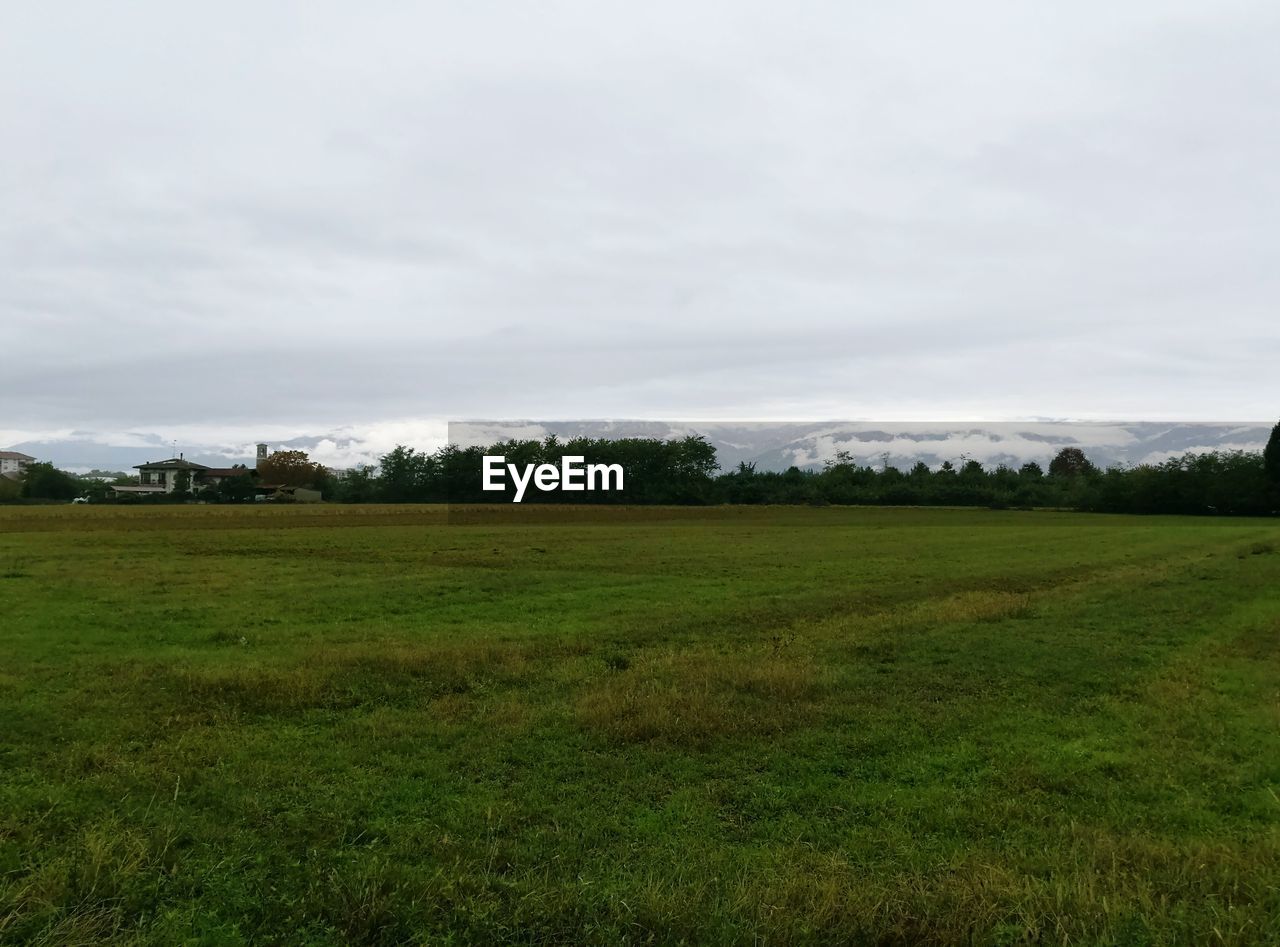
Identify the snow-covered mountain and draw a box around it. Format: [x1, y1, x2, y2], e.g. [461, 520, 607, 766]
[6, 421, 1273, 474]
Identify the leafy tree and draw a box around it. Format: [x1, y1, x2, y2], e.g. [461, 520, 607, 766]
[719, 461, 766, 504]
[258, 450, 328, 489]
[218, 475, 257, 504]
[991, 464, 1019, 490]
[377, 446, 433, 501]
[437, 444, 486, 502]
[172, 469, 192, 499]
[333, 465, 379, 503]
[824, 450, 855, 471]
[1048, 447, 1096, 478]
[1019, 462, 1043, 479]
[1264, 421, 1280, 486]
[20, 463, 80, 500]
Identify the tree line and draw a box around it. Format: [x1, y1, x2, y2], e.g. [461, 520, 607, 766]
[713, 445, 1277, 515]
[7, 421, 1280, 515]
[330, 436, 719, 504]
[316, 423, 1280, 515]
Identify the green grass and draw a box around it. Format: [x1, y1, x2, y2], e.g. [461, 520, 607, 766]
[1, 504, 1278, 945]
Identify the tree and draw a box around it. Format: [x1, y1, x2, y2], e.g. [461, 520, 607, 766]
[824, 450, 855, 471]
[258, 450, 328, 489]
[218, 475, 257, 503]
[1019, 462, 1044, 479]
[991, 464, 1019, 490]
[1264, 421, 1280, 486]
[377, 445, 432, 501]
[333, 465, 379, 503]
[172, 469, 192, 499]
[20, 463, 80, 500]
[1048, 447, 1096, 479]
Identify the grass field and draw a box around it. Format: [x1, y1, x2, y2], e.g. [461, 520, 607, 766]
[1, 504, 1278, 945]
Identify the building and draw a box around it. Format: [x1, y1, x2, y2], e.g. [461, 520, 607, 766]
[0, 451, 35, 478]
[116, 448, 265, 497]
[110, 443, 323, 501]
[133, 456, 211, 494]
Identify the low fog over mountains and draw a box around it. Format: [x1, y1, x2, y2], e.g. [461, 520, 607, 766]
[467, 421, 1273, 472]
[8, 421, 1272, 474]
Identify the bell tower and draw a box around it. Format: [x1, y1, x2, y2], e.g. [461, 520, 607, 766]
[256, 443, 268, 469]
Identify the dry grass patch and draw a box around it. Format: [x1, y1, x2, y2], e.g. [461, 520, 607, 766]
[150, 638, 560, 719]
[709, 832, 1280, 946]
[577, 645, 828, 746]
[892, 590, 1034, 629]
[0, 820, 176, 945]
[793, 589, 1037, 650]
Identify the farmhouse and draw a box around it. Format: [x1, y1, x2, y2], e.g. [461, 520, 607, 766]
[129, 456, 211, 496]
[111, 444, 322, 501]
[0, 451, 35, 478]
[114, 443, 270, 497]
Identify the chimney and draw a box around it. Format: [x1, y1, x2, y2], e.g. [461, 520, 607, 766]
[256, 443, 268, 468]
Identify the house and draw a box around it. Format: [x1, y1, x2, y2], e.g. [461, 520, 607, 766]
[132, 456, 213, 495]
[113, 444, 274, 498]
[0, 451, 35, 478]
[111, 443, 324, 501]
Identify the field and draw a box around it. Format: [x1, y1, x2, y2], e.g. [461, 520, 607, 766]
[1, 504, 1278, 945]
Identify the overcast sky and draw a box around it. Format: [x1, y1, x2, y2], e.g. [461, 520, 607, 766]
[3, 0, 1278, 454]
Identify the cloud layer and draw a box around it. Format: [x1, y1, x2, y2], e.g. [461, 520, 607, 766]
[7, 420, 1271, 474]
[3, 1, 1278, 436]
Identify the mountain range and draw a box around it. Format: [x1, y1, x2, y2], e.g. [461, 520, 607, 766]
[5, 421, 1273, 475]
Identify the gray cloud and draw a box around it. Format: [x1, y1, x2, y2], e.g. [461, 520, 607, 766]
[2, 0, 1279, 450]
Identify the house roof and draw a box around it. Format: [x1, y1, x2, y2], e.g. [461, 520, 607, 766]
[110, 485, 167, 494]
[134, 458, 210, 471]
[0, 451, 35, 461]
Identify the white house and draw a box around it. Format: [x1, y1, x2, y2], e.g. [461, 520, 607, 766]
[0, 451, 35, 478]
[115, 444, 270, 496]
[130, 456, 213, 495]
